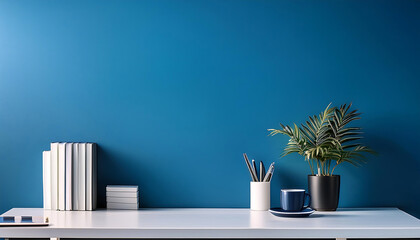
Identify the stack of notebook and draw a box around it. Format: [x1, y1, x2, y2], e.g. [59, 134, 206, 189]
[106, 185, 139, 210]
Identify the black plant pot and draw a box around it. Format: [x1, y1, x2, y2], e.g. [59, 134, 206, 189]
[308, 175, 340, 211]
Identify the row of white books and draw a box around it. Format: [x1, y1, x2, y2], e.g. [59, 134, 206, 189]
[106, 185, 139, 210]
[43, 142, 97, 211]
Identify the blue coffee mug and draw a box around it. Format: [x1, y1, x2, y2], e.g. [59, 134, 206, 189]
[280, 189, 311, 212]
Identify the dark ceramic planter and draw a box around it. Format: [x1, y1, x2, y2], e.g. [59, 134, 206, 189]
[308, 175, 340, 211]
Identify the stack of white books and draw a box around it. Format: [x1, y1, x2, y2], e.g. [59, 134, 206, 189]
[42, 142, 97, 211]
[106, 185, 139, 210]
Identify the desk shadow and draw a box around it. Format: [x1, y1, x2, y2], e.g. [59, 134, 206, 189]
[308, 213, 325, 218]
[337, 208, 395, 212]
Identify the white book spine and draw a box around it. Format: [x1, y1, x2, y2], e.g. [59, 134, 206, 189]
[78, 143, 86, 211]
[43, 151, 51, 209]
[58, 143, 66, 211]
[72, 143, 79, 211]
[50, 143, 59, 210]
[92, 143, 97, 210]
[86, 143, 93, 211]
[65, 143, 73, 211]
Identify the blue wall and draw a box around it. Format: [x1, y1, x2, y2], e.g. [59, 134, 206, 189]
[1, 0, 419, 217]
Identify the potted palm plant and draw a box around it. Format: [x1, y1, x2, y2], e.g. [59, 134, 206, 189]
[268, 103, 374, 211]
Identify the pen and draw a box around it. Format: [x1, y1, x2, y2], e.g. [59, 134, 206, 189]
[267, 167, 274, 182]
[263, 163, 274, 182]
[260, 161, 265, 182]
[252, 159, 258, 181]
[243, 153, 258, 182]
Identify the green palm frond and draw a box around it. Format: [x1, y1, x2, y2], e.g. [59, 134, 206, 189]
[268, 123, 307, 157]
[268, 102, 375, 176]
[299, 103, 338, 161]
[327, 103, 375, 171]
[329, 103, 363, 146]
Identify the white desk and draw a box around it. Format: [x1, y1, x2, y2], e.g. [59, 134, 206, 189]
[1, 208, 420, 239]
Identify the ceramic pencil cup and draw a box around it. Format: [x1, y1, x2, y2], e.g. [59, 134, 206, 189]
[250, 182, 270, 211]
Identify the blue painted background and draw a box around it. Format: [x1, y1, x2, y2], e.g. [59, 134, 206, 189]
[0, 0, 419, 217]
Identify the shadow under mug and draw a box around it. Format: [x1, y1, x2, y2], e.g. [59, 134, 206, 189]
[281, 189, 311, 212]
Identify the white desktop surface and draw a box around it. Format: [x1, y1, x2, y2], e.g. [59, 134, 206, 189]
[1, 208, 420, 239]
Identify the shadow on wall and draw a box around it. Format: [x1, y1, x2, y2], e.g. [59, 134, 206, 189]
[96, 145, 164, 208]
[356, 131, 420, 217]
[96, 145, 210, 208]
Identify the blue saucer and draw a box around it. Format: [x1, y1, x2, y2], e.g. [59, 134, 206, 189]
[269, 207, 315, 218]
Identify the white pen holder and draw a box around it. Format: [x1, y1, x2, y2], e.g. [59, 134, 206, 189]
[250, 182, 270, 211]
